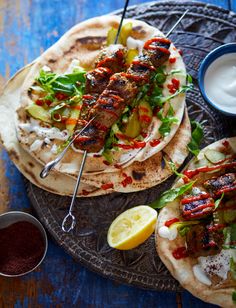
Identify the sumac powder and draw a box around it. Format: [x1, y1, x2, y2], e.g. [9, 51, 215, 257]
[0, 221, 45, 275]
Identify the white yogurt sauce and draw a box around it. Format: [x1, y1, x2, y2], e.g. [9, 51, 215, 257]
[65, 59, 81, 73]
[193, 264, 212, 286]
[126, 37, 144, 55]
[158, 226, 178, 240]
[204, 53, 236, 114]
[198, 249, 230, 280]
[30, 139, 44, 152]
[19, 119, 69, 141]
[50, 144, 58, 154]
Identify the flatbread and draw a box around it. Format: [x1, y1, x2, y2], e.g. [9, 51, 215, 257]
[16, 15, 186, 176]
[156, 137, 236, 307]
[0, 64, 102, 196]
[0, 64, 190, 196]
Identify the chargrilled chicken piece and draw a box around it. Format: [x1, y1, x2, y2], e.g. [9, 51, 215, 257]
[186, 223, 224, 258]
[204, 173, 236, 197]
[180, 192, 215, 220]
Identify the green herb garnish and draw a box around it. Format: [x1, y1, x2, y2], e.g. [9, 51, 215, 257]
[187, 120, 204, 156]
[232, 291, 236, 304]
[223, 224, 236, 249]
[167, 160, 185, 178]
[214, 192, 224, 210]
[36, 68, 86, 96]
[158, 104, 178, 137]
[149, 180, 195, 209]
[230, 258, 236, 280]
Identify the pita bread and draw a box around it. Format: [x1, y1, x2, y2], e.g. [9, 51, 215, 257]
[0, 64, 190, 196]
[156, 137, 236, 307]
[16, 15, 186, 176]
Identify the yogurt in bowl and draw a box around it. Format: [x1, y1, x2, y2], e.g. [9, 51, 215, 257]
[198, 43, 236, 116]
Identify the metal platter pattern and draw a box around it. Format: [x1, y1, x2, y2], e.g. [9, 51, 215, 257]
[27, 1, 236, 291]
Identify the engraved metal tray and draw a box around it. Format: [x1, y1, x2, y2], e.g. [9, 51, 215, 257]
[27, 1, 236, 291]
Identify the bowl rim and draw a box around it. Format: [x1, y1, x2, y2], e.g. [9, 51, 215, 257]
[198, 42, 236, 117]
[0, 211, 48, 277]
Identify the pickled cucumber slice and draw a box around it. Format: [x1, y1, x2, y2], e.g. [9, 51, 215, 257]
[107, 27, 117, 45]
[123, 110, 141, 138]
[107, 23, 133, 46]
[126, 49, 138, 65]
[120, 22, 133, 45]
[204, 149, 226, 164]
[66, 108, 80, 135]
[26, 104, 52, 123]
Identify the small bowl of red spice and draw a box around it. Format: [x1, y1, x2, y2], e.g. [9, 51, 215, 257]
[0, 211, 48, 277]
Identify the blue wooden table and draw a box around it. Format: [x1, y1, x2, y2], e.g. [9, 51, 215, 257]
[0, 0, 235, 307]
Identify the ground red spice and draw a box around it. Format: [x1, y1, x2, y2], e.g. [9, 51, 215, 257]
[0, 221, 45, 275]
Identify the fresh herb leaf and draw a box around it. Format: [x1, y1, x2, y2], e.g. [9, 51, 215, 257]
[103, 123, 120, 155]
[158, 104, 178, 137]
[223, 224, 236, 249]
[178, 226, 190, 237]
[154, 67, 167, 84]
[158, 74, 193, 105]
[167, 160, 185, 178]
[232, 291, 236, 304]
[230, 258, 236, 280]
[187, 121, 204, 156]
[36, 70, 57, 94]
[214, 192, 224, 210]
[36, 69, 86, 96]
[149, 180, 195, 209]
[169, 69, 185, 75]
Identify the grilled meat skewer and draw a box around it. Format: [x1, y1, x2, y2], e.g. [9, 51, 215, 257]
[186, 223, 224, 258]
[75, 37, 171, 153]
[204, 173, 236, 198]
[76, 45, 127, 134]
[180, 191, 215, 220]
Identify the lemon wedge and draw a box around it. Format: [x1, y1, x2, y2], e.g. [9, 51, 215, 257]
[107, 205, 157, 250]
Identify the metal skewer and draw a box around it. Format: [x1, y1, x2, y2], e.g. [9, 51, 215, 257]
[166, 9, 189, 37]
[60, 0, 130, 232]
[114, 0, 130, 44]
[61, 150, 87, 232]
[40, 116, 96, 179]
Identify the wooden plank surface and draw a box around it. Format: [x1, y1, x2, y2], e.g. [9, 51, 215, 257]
[0, 0, 232, 307]
[229, 0, 236, 11]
